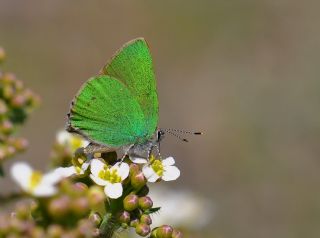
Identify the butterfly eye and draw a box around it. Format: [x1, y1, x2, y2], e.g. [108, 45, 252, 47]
[157, 130, 165, 141]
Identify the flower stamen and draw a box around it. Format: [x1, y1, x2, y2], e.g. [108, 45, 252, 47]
[28, 171, 42, 190]
[151, 159, 164, 176]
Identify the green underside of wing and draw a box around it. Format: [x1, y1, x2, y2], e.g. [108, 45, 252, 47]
[69, 75, 146, 147]
[102, 38, 159, 139]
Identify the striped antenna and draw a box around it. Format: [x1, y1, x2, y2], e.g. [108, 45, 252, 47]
[166, 130, 189, 142]
[164, 128, 203, 142]
[165, 128, 203, 135]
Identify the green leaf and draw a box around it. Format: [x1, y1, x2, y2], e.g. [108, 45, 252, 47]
[145, 206, 161, 215]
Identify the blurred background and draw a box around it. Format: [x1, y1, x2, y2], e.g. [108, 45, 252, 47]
[1, 0, 320, 237]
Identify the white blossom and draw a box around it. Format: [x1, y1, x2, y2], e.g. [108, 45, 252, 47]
[90, 159, 129, 199]
[11, 162, 66, 197]
[56, 130, 89, 152]
[142, 156, 180, 182]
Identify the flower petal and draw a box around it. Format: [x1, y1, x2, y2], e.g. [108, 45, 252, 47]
[57, 131, 70, 145]
[162, 166, 180, 181]
[90, 174, 108, 186]
[53, 166, 77, 178]
[130, 156, 148, 164]
[162, 156, 175, 166]
[10, 162, 33, 191]
[142, 166, 160, 183]
[104, 182, 123, 199]
[115, 162, 129, 180]
[81, 139, 90, 148]
[90, 159, 105, 176]
[33, 184, 57, 197]
[81, 161, 90, 171]
[42, 170, 65, 184]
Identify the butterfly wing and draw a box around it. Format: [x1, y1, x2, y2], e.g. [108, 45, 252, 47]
[101, 38, 159, 140]
[67, 75, 146, 148]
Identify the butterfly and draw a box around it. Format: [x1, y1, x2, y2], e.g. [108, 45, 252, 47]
[66, 38, 201, 161]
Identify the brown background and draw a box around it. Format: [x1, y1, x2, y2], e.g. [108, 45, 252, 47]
[1, 1, 320, 237]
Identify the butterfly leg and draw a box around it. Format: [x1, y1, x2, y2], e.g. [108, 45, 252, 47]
[119, 144, 135, 163]
[84, 143, 116, 155]
[148, 142, 161, 159]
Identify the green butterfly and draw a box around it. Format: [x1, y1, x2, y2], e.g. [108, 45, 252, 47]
[66, 38, 200, 161]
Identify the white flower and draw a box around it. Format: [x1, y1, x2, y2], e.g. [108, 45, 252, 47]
[56, 130, 89, 152]
[90, 159, 129, 199]
[11, 162, 66, 197]
[142, 156, 180, 182]
[55, 156, 91, 177]
[149, 187, 214, 230]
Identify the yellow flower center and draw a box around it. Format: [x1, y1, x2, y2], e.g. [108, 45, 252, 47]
[98, 166, 121, 184]
[28, 171, 43, 190]
[70, 136, 84, 151]
[151, 159, 164, 177]
[72, 156, 86, 174]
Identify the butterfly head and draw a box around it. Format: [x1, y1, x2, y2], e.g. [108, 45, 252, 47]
[156, 129, 166, 142]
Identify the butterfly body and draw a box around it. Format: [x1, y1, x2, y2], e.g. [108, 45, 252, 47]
[66, 38, 162, 159]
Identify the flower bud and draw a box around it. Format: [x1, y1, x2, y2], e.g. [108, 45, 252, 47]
[71, 182, 88, 196]
[12, 138, 28, 151]
[47, 224, 63, 238]
[135, 223, 151, 237]
[88, 186, 106, 207]
[138, 196, 153, 210]
[156, 225, 173, 238]
[5, 146, 16, 157]
[130, 218, 139, 228]
[71, 197, 90, 217]
[48, 196, 71, 218]
[131, 171, 146, 189]
[11, 94, 26, 107]
[121, 223, 129, 229]
[92, 228, 100, 237]
[0, 47, 5, 63]
[130, 163, 140, 175]
[123, 194, 139, 211]
[150, 228, 158, 238]
[89, 213, 102, 227]
[140, 214, 152, 225]
[78, 219, 96, 236]
[14, 79, 24, 91]
[59, 179, 73, 193]
[117, 210, 130, 224]
[0, 100, 7, 114]
[1, 120, 13, 134]
[2, 72, 15, 84]
[15, 202, 30, 220]
[3, 85, 13, 99]
[172, 229, 183, 238]
[30, 226, 45, 237]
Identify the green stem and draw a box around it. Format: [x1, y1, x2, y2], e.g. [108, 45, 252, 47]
[99, 213, 117, 238]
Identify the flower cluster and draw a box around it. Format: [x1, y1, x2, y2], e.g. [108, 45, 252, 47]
[0, 47, 39, 166]
[0, 181, 102, 238]
[8, 131, 184, 237]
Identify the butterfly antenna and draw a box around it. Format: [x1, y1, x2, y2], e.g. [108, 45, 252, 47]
[165, 130, 189, 142]
[165, 128, 203, 135]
